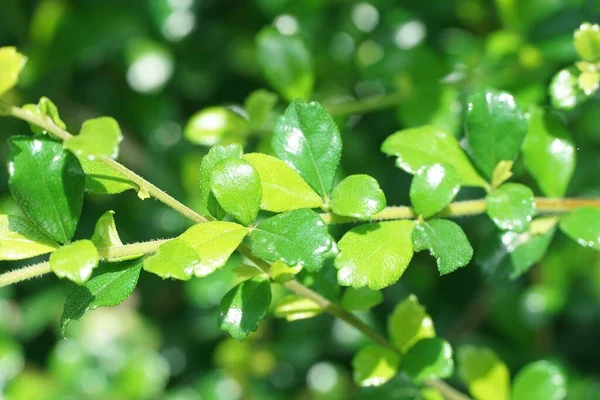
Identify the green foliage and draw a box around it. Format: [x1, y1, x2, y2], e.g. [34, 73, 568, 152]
[511, 361, 566, 400]
[402, 338, 454, 383]
[185, 107, 249, 146]
[91, 210, 123, 249]
[0, 215, 58, 260]
[458, 346, 510, 400]
[388, 295, 435, 353]
[273, 294, 322, 321]
[330, 175, 386, 219]
[244, 89, 278, 131]
[22, 97, 66, 135]
[410, 164, 460, 218]
[559, 207, 600, 250]
[76, 156, 137, 195]
[352, 345, 400, 387]
[341, 287, 383, 311]
[199, 144, 243, 219]
[65, 117, 122, 159]
[574, 23, 600, 62]
[143, 239, 198, 280]
[0, 47, 26, 96]
[49, 240, 99, 285]
[486, 183, 535, 232]
[549, 68, 586, 110]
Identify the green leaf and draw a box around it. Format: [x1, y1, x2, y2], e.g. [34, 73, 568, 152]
[381, 125, 486, 188]
[199, 144, 243, 219]
[0, 215, 59, 260]
[465, 88, 527, 178]
[413, 219, 473, 275]
[91, 210, 123, 249]
[76, 156, 137, 195]
[486, 183, 535, 232]
[388, 294, 435, 353]
[22, 97, 66, 135]
[402, 338, 454, 383]
[342, 287, 383, 311]
[184, 107, 249, 146]
[272, 100, 342, 198]
[331, 175, 386, 220]
[143, 239, 198, 280]
[0, 47, 27, 95]
[218, 278, 272, 341]
[243, 153, 323, 212]
[256, 27, 314, 101]
[458, 345, 510, 400]
[209, 158, 261, 225]
[512, 361, 566, 400]
[335, 221, 414, 290]
[250, 209, 331, 272]
[410, 164, 460, 218]
[274, 294, 322, 321]
[549, 68, 586, 110]
[577, 67, 600, 95]
[269, 260, 302, 282]
[352, 345, 400, 387]
[50, 240, 99, 285]
[491, 160, 514, 190]
[523, 106, 576, 197]
[574, 23, 600, 62]
[60, 259, 142, 335]
[8, 136, 84, 244]
[65, 117, 122, 159]
[559, 207, 600, 250]
[244, 89, 278, 131]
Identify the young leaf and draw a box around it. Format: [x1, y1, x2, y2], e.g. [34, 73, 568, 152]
[388, 295, 435, 353]
[8, 136, 84, 244]
[458, 345, 510, 400]
[330, 175, 386, 220]
[269, 260, 302, 282]
[256, 28, 314, 101]
[272, 100, 342, 198]
[0, 215, 59, 260]
[218, 278, 272, 341]
[91, 210, 123, 249]
[250, 209, 331, 272]
[352, 345, 400, 387]
[143, 239, 198, 280]
[465, 88, 527, 178]
[199, 144, 243, 219]
[274, 294, 322, 321]
[486, 183, 535, 232]
[342, 287, 383, 312]
[574, 23, 600, 62]
[244, 89, 278, 131]
[22, 97, 66, 135]
[410, 164, 460, 218]
[65, 117, 122, 159]
[413, 219, 473, 275]
[335, 221, 414, 290]
[381, 125, 486, 188]
[511, 361, 566, 400]
[523, 106, 576, 197]
[491, 160, 513, 190]
[559, 207, 600, 250]
[60, 259, 143, 335]
[0, 47, 27, 95]
[185, 107, 249, 146]
[50, 240, 99, 285]
[77, 155, 137, 194]
[243, 153, 323, 212]
[402, 338, 454, 383]
[549, 68, 586, 110]
[209, 158, 261, 225]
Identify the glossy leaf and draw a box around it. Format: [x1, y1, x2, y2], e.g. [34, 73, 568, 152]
[256, 28, 314, 101]
[272, 100, 342, 198]
[91, 210, 123, 249]
[199, 144, 243, 219]
[559, 207, 600, 250]
[381, 125, 486, 187]
[8, 136, 84, 243]
[50, 240, 99, 285]
[60, 259, 142, 335]
[143, 239, 198, 280]
[342, 287, 383, 312]
[458, 346, 510, 400]
[274, 294, 322, 321]
[250, 209, 331, 272]
[269, 260, 302, 282]
[0, 215, 59, 260]
[335, 221, 414, 290]
[185, 107, 248, 146]
[403, 338, 454, 383]
[352, 345, 400, 387]
[77, 155, 137, 194]
[523, 106, 576, 197]
[243, 153, 323, 212]
[549, 68, 586, 110]
[574, 23, 600, 62]
[210, 158, 261, 225]
[218, 279, 272, 341]
[388, 295, 435, 353]
[486, 183, 535, 232]
[244, 89, 278, 130]
[410, 164, 460, 218]
[22, 97, 66, 135]
[465, 88, 527, 178]
[330, 175, 386, 219]
[0, 47, 26, 95]
[65, 117, 122, 159]
[512, 361, 566, 400]
[413, 219, 473, 275]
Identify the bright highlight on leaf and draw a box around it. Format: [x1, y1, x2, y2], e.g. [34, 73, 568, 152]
[143, 239, 199, 280]
[559, 207, 600, 251]
[185, 107, 249, 146]
[352, 345, 400, 387]
[549, 68, 586, 110]
[65, 117, 122, 159]
[402, 338, 454, 383]
[511, 361, 566, 400]
[0, 47, 27, 96]
[0, 215, 59, 260]
[574, 23, 600, 62]
[330, 175, 386, 219]
[410, 164, 460, 218]
[199, 144, 243, 219]
[274, 294, 322, 321]
[458, 345, 510, 400]
[50, 240, 99, 285]
[486, 183, 535, 232]
[388, 294, 435, 353]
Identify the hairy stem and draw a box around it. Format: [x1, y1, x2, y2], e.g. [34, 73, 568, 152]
[0, 261, 52, 288]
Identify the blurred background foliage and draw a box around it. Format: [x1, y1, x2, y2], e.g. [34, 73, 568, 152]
[1, 0, 600, 398]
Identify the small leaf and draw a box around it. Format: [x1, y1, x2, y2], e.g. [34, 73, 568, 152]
[22, 97, 66, 135]
[199, 144, 243, 219]
[486, 183, 535, 232]
[244, 89, 278, 131]
[8, 136, 84, 244]
[256, 27, 314, 101]
[77, 156, 137, 194]
[413, 219, 473, 275]
[352, 345, 400, 387]
[269, 260, 302, 282]
[458, 345, 510, 400]
[549, 68, 586, 110]
[272, 100, 342, 198]
[143, 239, 198, 280]
[512, 361, 566, 400]
[410, 164, 460, 218]
[65, 117, 122, 159]
[274, 294, 322, 321]
[50, 240, 99, 285]
[243, 153, 323, 212]
[491, 161, 513, 190]
[218, 278, 272, 341]
[250, 209, 331, 272]
[0, 215, 59, 260]
[91, 210, 123, 249]
[342, 287, 383, 311]
[559, 207, 600, 250]
[331, 175, 386, 220]
[184, 107, 249, 146]
[578, 70, 600, 95]
[465, 88, 527, 178]
[381, 125, 486, 188]
[60, 259, 142, 335]
[574, 23, 600, 62]
[0, 47, 27, 95]
[402, 338, 454, 383]
[335, 221, 414, 290]
[388, 295, 435, 353]
[523, 106, 576, 197]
